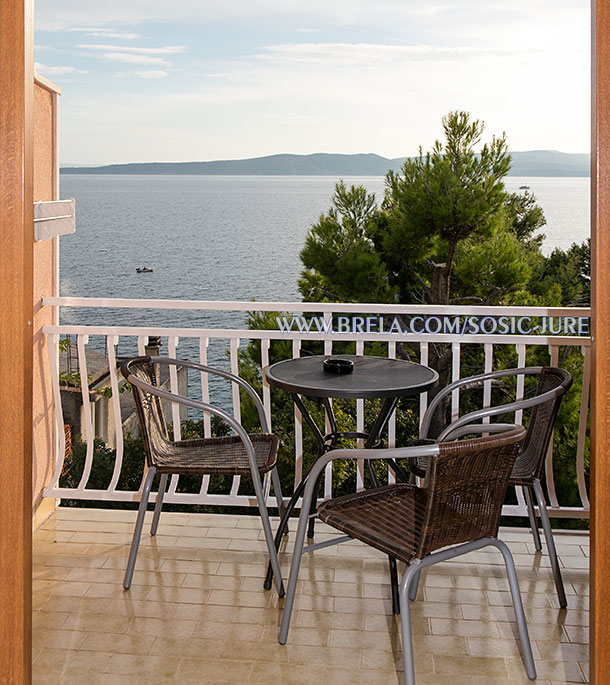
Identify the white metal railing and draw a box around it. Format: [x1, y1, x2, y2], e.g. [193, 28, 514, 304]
[42, 296, 591, 518]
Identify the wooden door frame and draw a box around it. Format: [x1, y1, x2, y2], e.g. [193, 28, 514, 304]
[0, 0, 608, 683]
[0, 0, 34, 682]
[591, 1, 610, 682]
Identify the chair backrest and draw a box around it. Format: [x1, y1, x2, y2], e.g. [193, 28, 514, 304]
[422, 366, 572, 481]
[121, 357, 172, 468]
[416, 426, 526, 559]
[514, 366, 573, 482]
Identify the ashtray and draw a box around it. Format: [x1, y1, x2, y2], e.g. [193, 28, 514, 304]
[323, 358, 354, 375]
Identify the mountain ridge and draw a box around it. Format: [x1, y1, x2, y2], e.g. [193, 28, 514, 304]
[60, 150, 590, 177]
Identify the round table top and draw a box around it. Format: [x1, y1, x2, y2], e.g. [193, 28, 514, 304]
[265, 355, 438, 399]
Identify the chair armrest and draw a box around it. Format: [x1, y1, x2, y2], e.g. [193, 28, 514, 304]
[125, 370, 261, 469]
[304, 443, 441, 488]
[420, 366, 545, 439]
[439, 422, 519, 441]
[148, 356, 270, 432]
[434, 382, 564, 442]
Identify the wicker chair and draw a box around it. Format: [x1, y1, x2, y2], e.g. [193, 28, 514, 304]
[120, 356, 285, 595]
[410, 366, 573, 608]
[278, 427, 536, 684]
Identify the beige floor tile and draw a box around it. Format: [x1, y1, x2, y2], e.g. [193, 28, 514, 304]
[33, 580, 92, 598]
[144, 586, 211, 605]
[31, 665, 64, 685]
[85, 582, 152, 601]
[32, 628, 89, 651]
[497, 621, 566, 642]
[156, 558, 221, 575]
[424, 586, 488, 605]
[61, 612, 131, 634]
[563, 625, 589, 644]
[550, 593, 590, 610]
[105, 652, 182, 678]
[324, 665, 402, 684]
[251, 661, 326, 684]
[466, 635, 542, 659]
[433, 653, 509, 678]
[486, 589, 554, 608]
[32, 510, 589, 684]
[408, 676, 475, 685]
[37, 595, 114, 615]
[507, 657, 586, 682]
[33, 647, 113, 673]
[126, 615, 198, 639]
[536, 642, 590, 662]
[194, 619, 264, 642]
[262, 623, 330, 646]
[430, 618, 500, 638]
[294, 609, 363, 630]
[290, 644, 361, 669]
[33, 610, 69, 630]
[175, 657, 252, 682]
[182, 572, 241, 590]
[167, 602, 237, 622]
[106, 597, 175, 619]
[329, 627, 397, 651]
[79, 631, 156, 655]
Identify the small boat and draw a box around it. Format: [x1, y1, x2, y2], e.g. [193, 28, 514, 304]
[136, 267, 153, 273]
[519, 185, 530, 190]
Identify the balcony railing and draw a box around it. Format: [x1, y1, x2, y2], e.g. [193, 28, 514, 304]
[42, 296, 591, 519]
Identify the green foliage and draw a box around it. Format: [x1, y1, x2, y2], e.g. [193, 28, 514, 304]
[59, 370, 91, 387]
[290, 110, 590, 527]
[95, 380, 132, 399]
[299, 182, 394, 303]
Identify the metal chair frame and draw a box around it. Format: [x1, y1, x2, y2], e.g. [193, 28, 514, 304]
[415, 365, 572, 608]
[121, 356, 286, 595]
[278, 428, 536, 684]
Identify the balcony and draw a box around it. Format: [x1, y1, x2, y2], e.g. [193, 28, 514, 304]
[32, 296, 591, 683]
[33, 508, 589, 684]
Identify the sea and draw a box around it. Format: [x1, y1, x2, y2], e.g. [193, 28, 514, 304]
[57, 174, 591, 378]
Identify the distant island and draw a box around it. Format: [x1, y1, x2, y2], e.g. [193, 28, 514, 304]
[60, 150, 590, 177]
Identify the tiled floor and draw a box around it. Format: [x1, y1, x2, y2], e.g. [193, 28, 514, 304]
[33, 507, 589, 684]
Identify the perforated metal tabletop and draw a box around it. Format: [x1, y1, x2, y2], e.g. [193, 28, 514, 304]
[265, 355, 438, 399]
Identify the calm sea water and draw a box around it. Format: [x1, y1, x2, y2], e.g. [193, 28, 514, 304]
[57, 174, 590, 395]
[59, 174, 590, 308]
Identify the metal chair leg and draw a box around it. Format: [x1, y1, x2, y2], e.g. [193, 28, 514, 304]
[408, 568, 422, 602]
[279, 481, 315, 644]
[491, 539, 537, 680]
[150, 473, 168, 536]
[399, 564, 421, 685]
[271, 466, 288, 526]
[124, 467, 156, 590]
[523, 485, 542, 551]
[390, 557, 401, 613]
[252, 469, 285, 597]
[533, 479, 567, 608]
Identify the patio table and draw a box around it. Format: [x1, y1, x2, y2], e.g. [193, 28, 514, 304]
[262, 354, 438, 607]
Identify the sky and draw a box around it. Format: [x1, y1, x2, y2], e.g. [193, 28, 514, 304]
[34, 0, 591, 166]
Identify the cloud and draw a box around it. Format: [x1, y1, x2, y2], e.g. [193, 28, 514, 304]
[76, 43, 186, 55]
[101, 53, 170, 65]
[114, 70, 169, 79]
[35, 0, 589, 37]
[34, 62, 88, 75]
[256, 41, 512, 65]
[68, 27, 139, 39]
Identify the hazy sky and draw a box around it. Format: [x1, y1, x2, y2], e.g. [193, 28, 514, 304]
[34, 1, 590, 166]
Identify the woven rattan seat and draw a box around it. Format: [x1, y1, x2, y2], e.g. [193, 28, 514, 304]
[149, 433, 279, 476]
[319, 484, 427, 564]
[409, 366, 573, 608]
[120, 356, 285, 596]
[278, 427, 537, 684]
